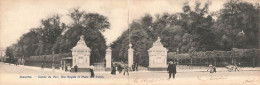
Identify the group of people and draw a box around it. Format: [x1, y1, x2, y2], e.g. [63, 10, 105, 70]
[110, 62, 139, 76]
[74, 64, 95, 78]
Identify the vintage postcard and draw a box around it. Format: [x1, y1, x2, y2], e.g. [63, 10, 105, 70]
[0, 0, 260, 85]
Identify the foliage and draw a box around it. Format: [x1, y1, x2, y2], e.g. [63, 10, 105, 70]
[5, 8, 110, 64]
[111, 0, 259, 66]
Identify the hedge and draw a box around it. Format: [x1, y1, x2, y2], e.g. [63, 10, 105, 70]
[168, 48, 260, 59]
[26, 53, 72, 62]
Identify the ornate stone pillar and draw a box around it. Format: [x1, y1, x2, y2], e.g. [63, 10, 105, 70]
[148, 37, 168, 71]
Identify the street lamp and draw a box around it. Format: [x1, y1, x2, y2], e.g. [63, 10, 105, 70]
[177, 48, 179, 65]
[52, 49, 55, 71]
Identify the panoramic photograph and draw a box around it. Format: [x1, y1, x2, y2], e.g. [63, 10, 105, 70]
[0, 0, 259, 85]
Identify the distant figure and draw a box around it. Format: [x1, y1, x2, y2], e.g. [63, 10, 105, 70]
[117, 65, 123, 74]
[123, 64, 129, 76]
[90, 65, 95, 78]
[135, 63, 138, 71]
[167, 61, 176, 79]
[22, 58, 25, 65]
[234, 64, 239, 71]
[111, 64, 116, 75]
[207, 64, 215, 73]
[213, 66, 216, 73]
[41, 63, 44, 70]
[65, 65, 68, 71]
[74, 65, 78, 73]
[132, 64, 135, 71]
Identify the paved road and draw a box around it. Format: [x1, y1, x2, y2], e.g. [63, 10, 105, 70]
[1, 62, 260, 85]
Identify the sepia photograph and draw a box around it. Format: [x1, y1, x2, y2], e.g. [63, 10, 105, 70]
[0, 0, 260, 85]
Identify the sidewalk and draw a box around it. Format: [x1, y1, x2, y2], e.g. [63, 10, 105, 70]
[17, 64, 69, 73]
[8, 62, 259, 73]
[176, 67, 260, 73]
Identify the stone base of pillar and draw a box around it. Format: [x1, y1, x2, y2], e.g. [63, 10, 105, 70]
[148, 67, 167, 71]
[105, 68, 112, 71]
[71, 68, 90, 72]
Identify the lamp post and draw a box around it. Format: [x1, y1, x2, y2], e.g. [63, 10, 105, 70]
[51, 49, 55, 71]
[176, 48, 179, 65]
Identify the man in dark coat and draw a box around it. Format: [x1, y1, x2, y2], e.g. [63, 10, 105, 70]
[135, 63, 138, 71]
[167, 61, 176, 79]
[41, 63, 44, 70]
[90, 65, 95, 78]
[132, 64, 135, 71]
[111, 64, 116, 75]
[74, 65, 78, 73]
[123, 64, 129, 76]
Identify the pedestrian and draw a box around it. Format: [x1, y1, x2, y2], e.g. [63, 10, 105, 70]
[135, 63, 138, 71]
[117, 64, 123, 74]
[123, 64, 129, 76]
[213, 66, 216, 73]
[74, 64, 78, 73]
[41, 63, 44, 70]
[90, 65, 95, 78]
[65, 64, 68, 71]
[167, 61, 176, 79]
[234, 64, 239, 71]
[207, 64, 214, 73]
[111, 63, 116, 75]
[132, 64, 135, 71]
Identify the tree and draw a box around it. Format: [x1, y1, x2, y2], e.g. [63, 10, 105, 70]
[214, 0, 260, 50]
[57, 8, 110, 64]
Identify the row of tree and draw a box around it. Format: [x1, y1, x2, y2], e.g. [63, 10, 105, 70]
[111, 0, 260, 66]
[5, 8, 110, 64]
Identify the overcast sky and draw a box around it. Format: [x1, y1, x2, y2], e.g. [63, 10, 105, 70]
[0, 0, 259, 49]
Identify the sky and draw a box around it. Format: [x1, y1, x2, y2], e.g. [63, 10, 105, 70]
[0, 0, 259, 49]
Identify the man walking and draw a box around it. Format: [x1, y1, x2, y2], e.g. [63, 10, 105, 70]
[167, 61, 176, 79]
[90, 65, 95, 78]
[123, 64, 129, 76]
[41, 63, 44, 70]
[234, 64, 239, 71]
[135, 63, 138, 71]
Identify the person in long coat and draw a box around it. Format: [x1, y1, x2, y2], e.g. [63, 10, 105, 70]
[135, 63, 138, 71]
[90, 65, 95, 78]
[132, 64, 135, 71]
[111, 64, 116, 75]
[41, 63, 44, 70]
[74, 65, 78, 73]
[167, 61, 176, 79]
[117, 64, 123, 74]
[123, 64, 129, 76]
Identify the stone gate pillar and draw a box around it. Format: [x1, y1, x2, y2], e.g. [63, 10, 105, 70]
[148, 37, 168, 71]
[128, 44, 134, 67]
[105, 46, 112, 71]
[71, 35, 91, 72]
